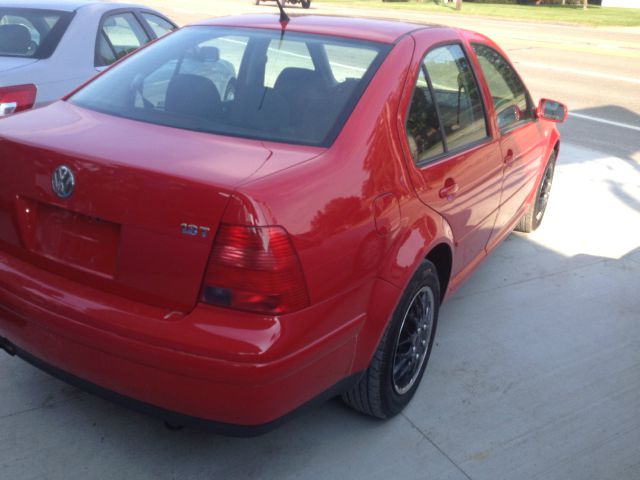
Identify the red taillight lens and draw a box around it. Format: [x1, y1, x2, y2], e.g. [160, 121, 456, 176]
[201, 225, 309, 315]
[0, 84, 37, 116]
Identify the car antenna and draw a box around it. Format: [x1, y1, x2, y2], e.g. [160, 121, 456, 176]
[275, 0, 290, 27]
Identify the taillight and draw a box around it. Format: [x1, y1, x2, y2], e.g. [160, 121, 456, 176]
[201, 225, 309, 315]
[0, 84, 37, 116]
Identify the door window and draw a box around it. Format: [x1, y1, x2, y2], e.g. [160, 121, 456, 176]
[406, 68, 444, 162]
[472, 43, 534, 131]
[141, 12, 175, 38]
[96, 12, 149, 66]
[423, 44, 488, 152]
[406, 43, 488, 164]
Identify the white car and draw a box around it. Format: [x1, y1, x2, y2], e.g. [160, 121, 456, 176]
[0, 0, 177, 115]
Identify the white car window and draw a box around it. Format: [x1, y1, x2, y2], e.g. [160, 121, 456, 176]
[141, 12, 175, 38]
[96, 12, 149, 66]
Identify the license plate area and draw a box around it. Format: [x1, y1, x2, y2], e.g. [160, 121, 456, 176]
[24, 201, 120, 278]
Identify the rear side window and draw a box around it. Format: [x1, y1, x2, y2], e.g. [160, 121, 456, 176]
[406, 68, 444, 162]
[96, 12, 150, 66]
[423, 44, 487, 152]
[141, 12, 175, 38]
[472, 43, 534, 131]
[0, 8, 73, 59]
[71, 26, 390, 147]
[406, 44, 488, 164]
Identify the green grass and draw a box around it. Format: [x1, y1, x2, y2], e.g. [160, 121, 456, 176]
[317, 0, 640, 26]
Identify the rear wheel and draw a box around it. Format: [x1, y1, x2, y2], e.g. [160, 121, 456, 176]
[342, 260, 440, 418]
[301, 0, 311, 8]
[516, 150, 556, 233]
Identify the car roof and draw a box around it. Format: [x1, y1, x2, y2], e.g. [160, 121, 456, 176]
[195, 14, 441, 44]
[0, 0, 146, 13]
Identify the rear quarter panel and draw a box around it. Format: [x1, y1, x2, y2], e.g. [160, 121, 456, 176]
[238, 33, 455, 372]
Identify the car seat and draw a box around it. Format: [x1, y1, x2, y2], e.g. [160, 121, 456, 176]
[165, 73, 221, 120]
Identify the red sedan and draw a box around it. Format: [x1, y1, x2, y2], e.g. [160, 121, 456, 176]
[0, 14, 567, 435]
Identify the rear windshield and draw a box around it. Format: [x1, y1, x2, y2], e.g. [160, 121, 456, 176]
[0, 8, 73, 59]
[69, 26, 391, 147]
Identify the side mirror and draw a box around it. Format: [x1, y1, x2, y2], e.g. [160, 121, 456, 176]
[537, 99, 568, 123]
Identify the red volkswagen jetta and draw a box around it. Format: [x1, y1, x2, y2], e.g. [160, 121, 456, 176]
[0, 15, 567, 434]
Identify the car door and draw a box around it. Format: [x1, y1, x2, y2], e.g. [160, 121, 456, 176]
[94, 11, 151, 69]
[470, 42, 547, 249]
[402, 33, 504, 279]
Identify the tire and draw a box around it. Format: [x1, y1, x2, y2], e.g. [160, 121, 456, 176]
[515, 150, 556, 233]
[301, 0, 311, 8]
[255, 0, 260, 4]
[342, 260, 440, 419]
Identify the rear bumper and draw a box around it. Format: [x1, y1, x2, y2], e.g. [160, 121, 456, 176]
[0, 251, 366, 431]
[0, 336, 359, 436]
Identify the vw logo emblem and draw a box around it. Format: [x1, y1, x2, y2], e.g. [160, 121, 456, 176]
[51, 165, 75, 199]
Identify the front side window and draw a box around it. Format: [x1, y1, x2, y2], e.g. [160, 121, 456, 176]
[72, 26, 389, 147]
[472, 43, 534, 131]
[0, 8, 73, 58]
[96, 12, 150, 66]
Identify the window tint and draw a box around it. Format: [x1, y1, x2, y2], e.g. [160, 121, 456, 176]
[264, 39, 314, 88]
[472, 43, 534, 131]
[423, 44, 487, 151]
[97, 12, 149, 66]
[406, 68, 444, 162]
[0, 8, 72, 58]
[71, 27, 390, 147]
[137, 33, 247, 110]
[324, 44, 377, 83]
[141, 12, 174, 38]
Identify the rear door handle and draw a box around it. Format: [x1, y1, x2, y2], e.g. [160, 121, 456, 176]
[504, 149, 515, 166]
[439, 179, 459, 200]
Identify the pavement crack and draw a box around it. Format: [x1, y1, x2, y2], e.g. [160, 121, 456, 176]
[0, 394, 85, 421]
[450, 256, 608, 302]
[401, 412, 474, 480]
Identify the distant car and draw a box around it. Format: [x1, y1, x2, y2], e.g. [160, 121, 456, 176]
[0, 15, 567, 435]
[255, 0, 311, 9]
[0, 0, 178, 116]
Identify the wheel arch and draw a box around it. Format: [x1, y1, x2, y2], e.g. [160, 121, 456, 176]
[350, 211, 455, 374]
[425, 242, 452, 304]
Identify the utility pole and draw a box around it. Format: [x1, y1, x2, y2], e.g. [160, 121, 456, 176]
[456, 0, 462, 10]
[583, 0, 588, 10]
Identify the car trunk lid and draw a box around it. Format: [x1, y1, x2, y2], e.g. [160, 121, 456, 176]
[0, 101, 277, 312]
[0, 57, 38, 75]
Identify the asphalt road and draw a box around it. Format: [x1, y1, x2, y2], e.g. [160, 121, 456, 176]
[1, 3, 639, 480]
